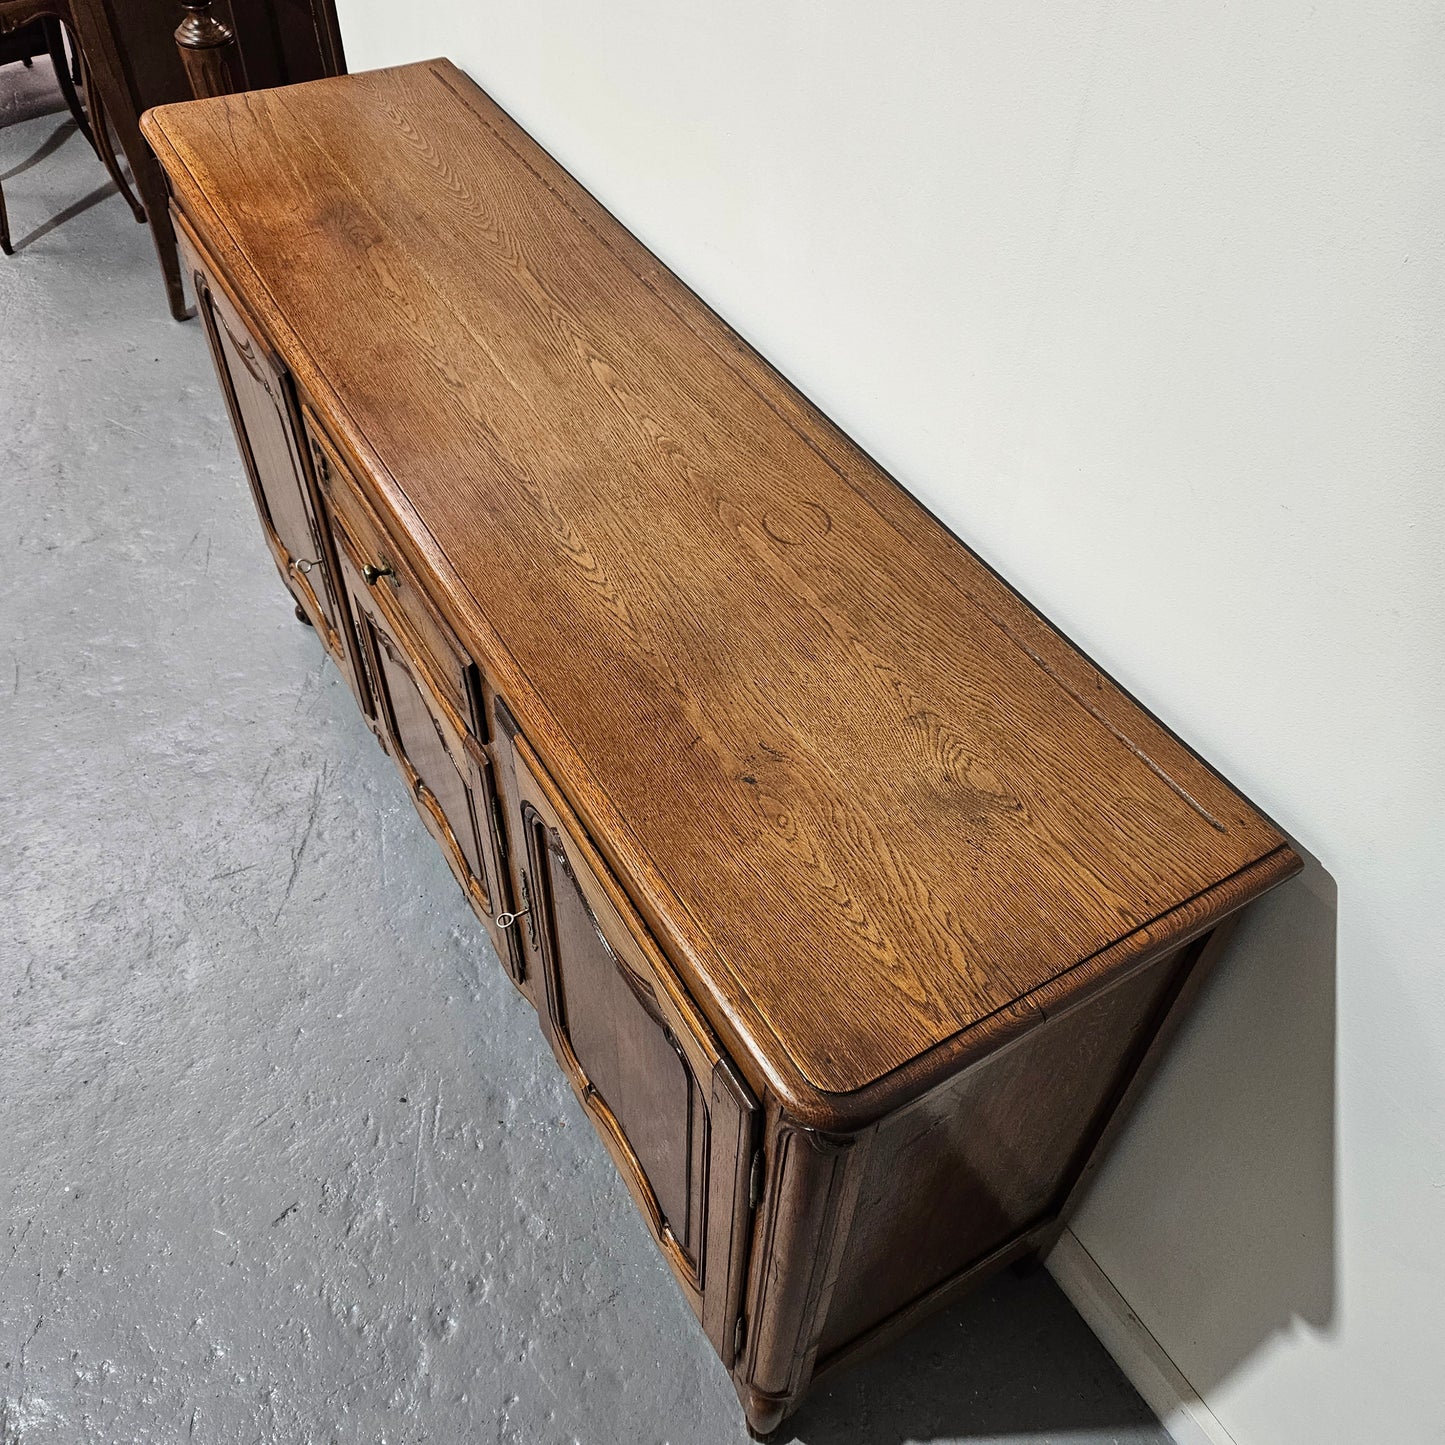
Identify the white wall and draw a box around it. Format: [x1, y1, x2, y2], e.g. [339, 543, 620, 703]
[334, 5, 1445, 1441]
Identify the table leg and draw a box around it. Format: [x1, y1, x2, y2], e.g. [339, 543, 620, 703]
[67, 0, 192, 319]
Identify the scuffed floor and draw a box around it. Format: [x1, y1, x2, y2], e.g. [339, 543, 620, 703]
[0, 65, 1171, 1445]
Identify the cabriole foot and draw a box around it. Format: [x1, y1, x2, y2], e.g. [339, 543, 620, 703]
[744, 1388, 787, 1442]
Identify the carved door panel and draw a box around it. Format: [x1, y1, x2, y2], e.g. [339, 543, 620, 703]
[333, 534, 507, 935]
[176, 220, 348, 660]
[499, 719, 759, 1363]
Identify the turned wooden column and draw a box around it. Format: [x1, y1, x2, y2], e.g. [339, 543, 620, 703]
[174, 0, 245, 100]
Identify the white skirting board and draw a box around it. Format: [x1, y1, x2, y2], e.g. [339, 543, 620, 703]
[1045, 1229, 1238, 1445]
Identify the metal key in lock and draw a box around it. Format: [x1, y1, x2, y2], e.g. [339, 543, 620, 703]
[497, 872, 535, 946]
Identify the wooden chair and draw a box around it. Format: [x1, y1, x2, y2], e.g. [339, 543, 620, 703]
[0, 0, 189, 314]
[0, 14, 143, 254]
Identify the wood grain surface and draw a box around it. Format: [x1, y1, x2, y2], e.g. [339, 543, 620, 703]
[142, 61, 1298, 1109]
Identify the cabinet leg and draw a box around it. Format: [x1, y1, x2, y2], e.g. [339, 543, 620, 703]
[294, 604, 313, 627]
[743, 1388, 787, 1442]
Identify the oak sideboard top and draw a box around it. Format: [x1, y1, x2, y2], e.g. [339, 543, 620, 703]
[143, 61, 1298, 1120]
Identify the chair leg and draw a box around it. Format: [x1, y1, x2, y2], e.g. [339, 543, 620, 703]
[0, 176, 12, 256]
[79, 52, 145, 224]
[67, 0, 191, 320]
[45, 18, 98, 155]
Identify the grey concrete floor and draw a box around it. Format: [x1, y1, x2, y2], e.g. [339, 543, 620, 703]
[0, 65, 1172, 1445]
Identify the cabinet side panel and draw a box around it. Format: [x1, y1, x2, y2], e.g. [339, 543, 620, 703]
[816, 945, 1186, 1359]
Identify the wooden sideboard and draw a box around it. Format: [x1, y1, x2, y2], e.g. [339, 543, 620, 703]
[142, 63, 1300, 1437]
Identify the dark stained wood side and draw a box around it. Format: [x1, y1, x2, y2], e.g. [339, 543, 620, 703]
[1049, 912, 1245, 1233]
[140, 65, 1301, 1118]
[814, 940, 1186, 1360]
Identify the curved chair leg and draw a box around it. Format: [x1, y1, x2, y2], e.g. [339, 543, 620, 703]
[68, 0, 190, 319]
[44, 18, 97, 155]
[79, 51, 146, 224]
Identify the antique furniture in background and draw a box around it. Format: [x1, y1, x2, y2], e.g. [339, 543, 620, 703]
[0, 0, 341, 307]
[0, 14, 48, 65]
[70, 29, 141, 223]
[0, 4, 146, 258]
[172, 0, 244, 103]
[0, 18, 88, 137]
[172, 0, 344, 103]
[142, 63, 1301, 1437]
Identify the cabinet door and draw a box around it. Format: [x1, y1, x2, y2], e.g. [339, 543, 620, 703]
[333, 530, 509, 939]
[177, 222, 342, 652]
[500, 721, 759, 1364]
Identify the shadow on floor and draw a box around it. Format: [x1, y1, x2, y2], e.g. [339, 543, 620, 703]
[9, 174, 120, 251]
[783, 1269, 1165, 1445]
[3, 62, 128, 252]
[2, 114, 77, 182]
